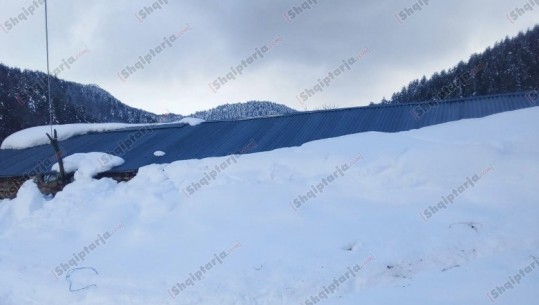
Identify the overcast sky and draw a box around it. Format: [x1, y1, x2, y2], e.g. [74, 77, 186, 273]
[0, 0, 537, 115]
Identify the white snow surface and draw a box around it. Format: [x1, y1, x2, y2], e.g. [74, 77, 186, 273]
[1, 123, 144, 150]
[154, 151, 166, 157]
[0, 107, 538, 304]
[176, 117, 205, 126]
[51, 152, 125, 181]
[1, 118, 205, 150]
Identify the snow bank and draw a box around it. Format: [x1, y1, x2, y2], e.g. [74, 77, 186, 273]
[1, 119, 205, 150]
[0, 123, 144, 150]
[0, 107, 538, 305]
[51, 152, 124, 180]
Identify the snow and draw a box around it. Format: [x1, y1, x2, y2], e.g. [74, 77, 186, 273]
[1, 118, 205, 150]
[175, 117, 205, 126]
[0, 123, 146, 150]
[154, 151, 166, 157]
[0, 107, 538, 304]
[51, 152, 125, 181]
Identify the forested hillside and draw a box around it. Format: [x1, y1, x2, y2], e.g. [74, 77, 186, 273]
[384, 25, 539, 104]
[0, 64, 297, 144]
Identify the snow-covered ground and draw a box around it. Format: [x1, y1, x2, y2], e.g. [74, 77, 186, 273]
[0, 117, 205, 150]
[0, 107, 538, 304]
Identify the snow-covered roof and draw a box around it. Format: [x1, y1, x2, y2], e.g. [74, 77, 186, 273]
[0, 92, 536, 178]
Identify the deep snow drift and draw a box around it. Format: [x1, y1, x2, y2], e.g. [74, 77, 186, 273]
[0, 107, 538, 305]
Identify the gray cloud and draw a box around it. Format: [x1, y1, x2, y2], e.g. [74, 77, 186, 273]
[1, 0, 537, 114]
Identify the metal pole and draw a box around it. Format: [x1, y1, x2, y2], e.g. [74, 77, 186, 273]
[45, 0, 53, 134]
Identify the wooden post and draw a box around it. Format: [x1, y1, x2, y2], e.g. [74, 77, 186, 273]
[46, 129, 66, 184]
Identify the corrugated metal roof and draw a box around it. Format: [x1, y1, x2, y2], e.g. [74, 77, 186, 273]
[0, 92, 536, 178]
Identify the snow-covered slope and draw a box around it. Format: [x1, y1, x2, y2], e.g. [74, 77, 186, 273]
[0, 107, 538, 305]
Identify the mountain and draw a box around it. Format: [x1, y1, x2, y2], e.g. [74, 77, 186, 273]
[188, 101, 296, 121]
[0, 64, 297, 144]
[0, 64, 159, 143]
[382, 25, 539, 105]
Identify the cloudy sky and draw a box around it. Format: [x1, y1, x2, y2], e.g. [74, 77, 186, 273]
[0, 0, 537, 115]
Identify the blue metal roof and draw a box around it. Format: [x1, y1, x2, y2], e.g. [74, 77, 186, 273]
[0, 92, 536, 178]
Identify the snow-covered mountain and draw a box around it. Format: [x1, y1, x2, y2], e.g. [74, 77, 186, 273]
[187, 101, 296, 121]
[0, 63, 297, 142]
[0, 107, 537, 304]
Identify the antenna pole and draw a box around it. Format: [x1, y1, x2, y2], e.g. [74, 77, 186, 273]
[45, 0, 53, 134]
[44, 1, 66, 187]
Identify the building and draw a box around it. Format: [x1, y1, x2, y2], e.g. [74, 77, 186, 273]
[0, 91, 537, 199]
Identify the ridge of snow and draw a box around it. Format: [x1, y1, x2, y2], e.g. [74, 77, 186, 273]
[1, 123, 146, 150]
[1, 118, 205, 150]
